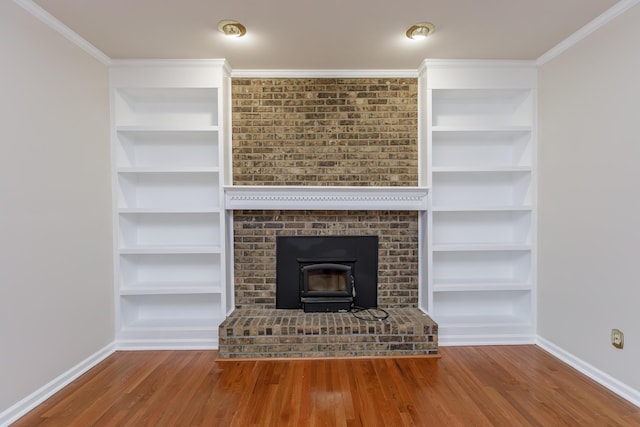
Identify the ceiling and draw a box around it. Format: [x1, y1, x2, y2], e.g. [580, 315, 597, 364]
[32, 0, 620, 70]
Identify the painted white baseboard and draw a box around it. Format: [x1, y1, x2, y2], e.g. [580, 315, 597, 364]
[115, 338, 218, 351]
[0, 342, 116, 427]
[438, 334, 536, 347]
[537, 336, 640, 408]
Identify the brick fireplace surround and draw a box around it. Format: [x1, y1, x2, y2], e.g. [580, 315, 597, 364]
[218, 78, 438, 358]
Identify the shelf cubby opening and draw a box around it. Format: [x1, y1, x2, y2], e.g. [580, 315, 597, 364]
[114, 88, 219, 128]
[119, 212, 220, 248]
[119, 253, 221, 291]
[432, 89, 533, 128]
[432, 130, 532, 168]
[117, 172, 220, 210]
[432, 290, 532, 326]
[116, 130, 218, 168]
[433, 250, 531, 286]
[432, 210, 531, 247]
[120, 294, 223, 329]
[432, 171, 532, 209]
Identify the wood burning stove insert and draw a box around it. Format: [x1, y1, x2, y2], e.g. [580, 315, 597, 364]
[299, 259, 355, 312]
[276, 236, 378, 312]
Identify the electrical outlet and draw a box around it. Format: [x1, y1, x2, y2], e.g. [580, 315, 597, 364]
[611, 329, 624, 349]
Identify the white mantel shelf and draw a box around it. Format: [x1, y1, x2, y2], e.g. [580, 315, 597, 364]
[224, 186, 430, 211]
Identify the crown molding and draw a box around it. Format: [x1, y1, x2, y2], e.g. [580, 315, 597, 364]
[418, 59, 537, 77]
[421, 59, 536, 69]
[537, 0, 640, 66]
[13, 0, 111, 66]
[110, 59, 232, 74]
[230, 69, 418, 78]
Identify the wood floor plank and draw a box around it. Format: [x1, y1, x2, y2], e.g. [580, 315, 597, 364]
[12, 345, 640, 427]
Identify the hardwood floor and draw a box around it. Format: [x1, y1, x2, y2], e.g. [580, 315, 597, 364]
[13, 346, 640, 426]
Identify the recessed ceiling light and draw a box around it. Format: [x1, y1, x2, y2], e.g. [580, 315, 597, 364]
[218, 19, 246, 38]
[406, 22, 435, 40]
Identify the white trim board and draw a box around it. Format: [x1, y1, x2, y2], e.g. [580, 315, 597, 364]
[231, 69, 418, 78]
[224, 185, 429, 211]
[110, 59, 232, 75]
[536, 336, 640, 408]
[438, 335, 537, 347]
[115, 338, 218, 351]
[12, 0, 111, 65]
[0, 342, 116, 427]
[536, 0, 640, 66]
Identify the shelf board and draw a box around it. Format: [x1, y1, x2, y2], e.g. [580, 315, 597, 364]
[433, 281, 532, 292]
[121, 318, 223, 331]
[432, 205, 533, 212]
[118, 208, 221, 214]
[120, 283, 223, 296]
[117, 167, 220, 173]
[431, 166, 531, 173]
[432, 243, 531, 252]
[119, 246, 222, 255]
[432, 125, 532, 133]
[116, 125, 219, 132]
[431, 128, 532, 138]
[433, 313, 531, 328]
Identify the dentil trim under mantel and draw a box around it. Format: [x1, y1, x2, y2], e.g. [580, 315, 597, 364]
[223, 186, 429, 211]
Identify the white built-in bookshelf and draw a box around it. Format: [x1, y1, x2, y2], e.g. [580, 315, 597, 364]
[420, 60, 537, 345]
[110, 61, 231, 349]
[108, 59, 536, 349]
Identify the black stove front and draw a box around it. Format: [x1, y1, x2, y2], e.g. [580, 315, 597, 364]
[299, 260, 355, 312]
[276, 235, 378, 312]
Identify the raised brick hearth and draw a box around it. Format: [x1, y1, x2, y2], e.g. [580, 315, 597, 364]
[219, 308, 438, 359]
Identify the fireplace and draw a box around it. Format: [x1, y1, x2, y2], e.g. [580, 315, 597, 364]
[219, 193, 438, 359]
[276, 235, 378, 312]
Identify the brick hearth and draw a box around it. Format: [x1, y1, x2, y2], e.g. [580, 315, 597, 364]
[219, 308, 438, 359]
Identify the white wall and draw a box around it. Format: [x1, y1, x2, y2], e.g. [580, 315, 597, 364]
[538, 4, 640, 392]
[0, 1, 113, 413]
